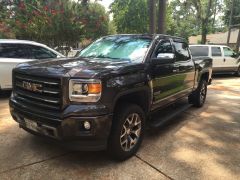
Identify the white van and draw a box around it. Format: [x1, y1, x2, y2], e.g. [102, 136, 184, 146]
[189, 45, 240, 76]
[0, 39, 64, 90]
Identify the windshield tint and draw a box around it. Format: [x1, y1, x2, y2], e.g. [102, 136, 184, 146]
[79, 36, 152, 62]
[190, 46, 209, 57]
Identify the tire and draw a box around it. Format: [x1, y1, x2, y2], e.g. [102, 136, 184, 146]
[235, 66, 240, 77]
[188, 79, 207, 107]
[108, 103, 145, 161]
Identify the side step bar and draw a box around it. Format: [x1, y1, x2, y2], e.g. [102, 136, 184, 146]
[149, 103, 192, 128]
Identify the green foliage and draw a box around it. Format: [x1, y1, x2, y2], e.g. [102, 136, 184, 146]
[168, 0, 201, 39]
[223, 0, 240, 26]
[111, 0, 149, 33]
[111, 0, 175, 34]
[0, 0, 111, 47]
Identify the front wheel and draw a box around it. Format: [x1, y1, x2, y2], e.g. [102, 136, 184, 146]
[108, 103, 145, 161]
[188, 79, 208, 107]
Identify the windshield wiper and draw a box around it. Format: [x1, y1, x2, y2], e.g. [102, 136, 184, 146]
[96, 55, 120, 59]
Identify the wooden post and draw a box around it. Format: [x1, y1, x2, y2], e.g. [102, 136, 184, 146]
[227, 0, 234, 45]
[236, 28, 240, 53]
[149, 0, 156, 34]
[158, 0, 167, 34]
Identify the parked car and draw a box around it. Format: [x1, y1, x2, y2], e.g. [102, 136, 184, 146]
[10, 34, 212, 160]
[190, 45, 240, 76]
[0, 39, 65, 91]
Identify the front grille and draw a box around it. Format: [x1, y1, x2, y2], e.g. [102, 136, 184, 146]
[14, 72, 62, 111]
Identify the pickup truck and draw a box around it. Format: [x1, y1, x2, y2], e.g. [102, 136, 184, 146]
[10, 34, 213, 160]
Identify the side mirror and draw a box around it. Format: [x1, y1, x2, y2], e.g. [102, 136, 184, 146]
[151, 53, 175, 64]
[232, 52, 240, 58]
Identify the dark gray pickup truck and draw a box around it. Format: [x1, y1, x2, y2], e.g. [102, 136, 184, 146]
[10, 34, 212, 160]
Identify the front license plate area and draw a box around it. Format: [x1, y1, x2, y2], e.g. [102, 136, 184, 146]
[25, 119, 38, 132]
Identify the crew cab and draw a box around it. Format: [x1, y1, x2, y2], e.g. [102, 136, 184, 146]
[10, 35, 212, 160]
[190, 44, 240, 76]
[0, 39, 64, 91]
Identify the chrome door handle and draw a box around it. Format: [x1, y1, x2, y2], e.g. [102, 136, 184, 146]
[173, 69, 179, 73]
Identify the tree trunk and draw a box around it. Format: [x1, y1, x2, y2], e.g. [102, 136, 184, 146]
[158, 0, 167, 34]
[201, 20, 208, 44]
[149, 0, 156, 34]
[211, 0, 217, 33]
[201, 0, 213, 44]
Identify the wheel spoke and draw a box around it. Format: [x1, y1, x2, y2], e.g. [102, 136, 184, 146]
[131, 128, 141, 138]
[120, 125, 127, 138]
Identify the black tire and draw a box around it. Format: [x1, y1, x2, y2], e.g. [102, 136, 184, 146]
[235, 66, 240, 77]
[108, 103, 145, 161]
[188, 79, 207, 107]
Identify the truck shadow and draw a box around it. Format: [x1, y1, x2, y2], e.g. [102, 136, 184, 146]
[212, 74, 238, 79]
[0, 90, 11, 99]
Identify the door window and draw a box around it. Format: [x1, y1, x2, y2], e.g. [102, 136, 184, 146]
[223, 47, 234, 57]
[173, 42, 190, 61]
[0, 43, 29, 58]
[189, 46, 209, 57]
[153, 40, 174, 59]
[28, 45, 57, 59]
[211, 47, 222, 57]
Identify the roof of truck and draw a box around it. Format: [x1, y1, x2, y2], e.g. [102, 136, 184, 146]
[0, 39, 48, 47]
[103, 34, 186, 42]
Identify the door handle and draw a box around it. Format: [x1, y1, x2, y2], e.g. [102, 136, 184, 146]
[224, 58, 226, 62]
[173, 69, 179, 73]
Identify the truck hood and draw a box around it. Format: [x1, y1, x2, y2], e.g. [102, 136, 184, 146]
[15, 57, 139, 78]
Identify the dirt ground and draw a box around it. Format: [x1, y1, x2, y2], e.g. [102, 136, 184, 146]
[0, 75, 239, 180]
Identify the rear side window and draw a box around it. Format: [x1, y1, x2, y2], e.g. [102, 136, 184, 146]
[0, 43, 29, 59]
[173, 42, 190, 61]
[28, 45, 57, 59]
[190, 46, 209, 57]
[211, 47, 222, 56]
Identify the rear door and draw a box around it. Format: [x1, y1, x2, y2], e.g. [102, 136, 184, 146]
[0, 43, 31, 89]
[210, 46, 224, 72]
[222, 46, 239, 72]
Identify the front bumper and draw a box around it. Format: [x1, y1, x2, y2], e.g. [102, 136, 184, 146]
[9, 97, 112, 151]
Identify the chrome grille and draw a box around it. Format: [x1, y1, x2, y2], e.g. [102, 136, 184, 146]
[14, 73, 62, 111]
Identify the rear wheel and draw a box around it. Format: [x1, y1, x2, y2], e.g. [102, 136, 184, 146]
[188, 79, 208, 107]
[108, 103, 145, 161]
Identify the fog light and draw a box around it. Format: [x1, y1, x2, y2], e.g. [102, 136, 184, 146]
[83, 121, 91, 130]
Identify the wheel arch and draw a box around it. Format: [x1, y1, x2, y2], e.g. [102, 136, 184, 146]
[112, 87, 151, 116]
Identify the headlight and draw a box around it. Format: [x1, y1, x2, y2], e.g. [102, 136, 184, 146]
[69, 79, 102, 102]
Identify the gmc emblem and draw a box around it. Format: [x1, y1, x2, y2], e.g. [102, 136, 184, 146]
[22, 81, 43, 93]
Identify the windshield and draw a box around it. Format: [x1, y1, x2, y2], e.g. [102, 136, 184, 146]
[79, 36, 152, 62]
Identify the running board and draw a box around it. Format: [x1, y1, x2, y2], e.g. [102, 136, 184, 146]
[149, 104, 192, 128]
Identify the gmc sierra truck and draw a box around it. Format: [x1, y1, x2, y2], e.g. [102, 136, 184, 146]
[10, 34, 212, 160]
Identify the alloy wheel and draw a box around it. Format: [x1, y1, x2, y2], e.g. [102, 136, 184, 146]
[200, 83, 206, 104]
[120, 113, 142, 152]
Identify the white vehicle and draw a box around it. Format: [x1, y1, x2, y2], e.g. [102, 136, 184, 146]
[189, 45, 240, 76]
[0, 39, 65, 90]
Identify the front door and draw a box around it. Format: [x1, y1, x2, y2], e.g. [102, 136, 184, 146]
[172, 40, 195, 96]
[222, 47, 239, 72]
[150, 38, 193, 110]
